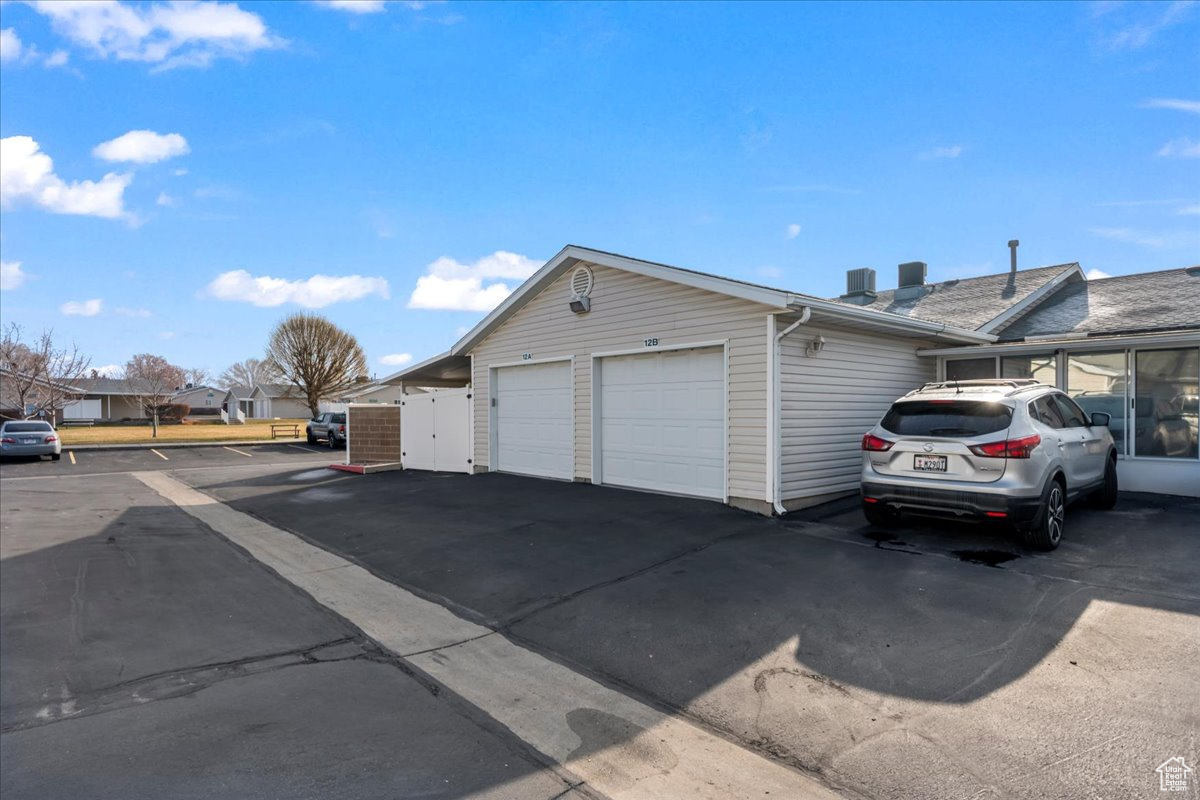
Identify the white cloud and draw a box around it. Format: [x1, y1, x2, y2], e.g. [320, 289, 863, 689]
[1157, 137, 1200, 158]
[173, 167, 188, 176]
[159, 330, 176, 340]
[316, 0, 388, 13]
[1142, 98, 1200, 114]
[1103, 0, 1193, 49]
[92, 363, 123, 377]
[94, 130, 189, 164]
[1, 136, 131, 219]
[45, 49, 70, 67]
[1179, 204, 1200, 216]
[30, 0, 283, 70]
[1086, 268, 1113, 280]
[1088, 227, 1166, 248]
[379, 353, 413, 366]
[204, 269, 390, 308]
[156, 191, 177, 207]
[407, 251, 541, 312]
[0, 28, 22, 62]
[918, 145, 964, 160]
[1, 261, 28, 290]
[785, 223, 801, 239]
[115, 306, 152, 317]
[61, 298, 104, 316]
[454, 325, 470, 337]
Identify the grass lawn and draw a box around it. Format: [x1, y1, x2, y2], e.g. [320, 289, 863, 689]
[59, 419, 311, 446]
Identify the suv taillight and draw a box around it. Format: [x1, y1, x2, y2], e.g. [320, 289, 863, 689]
[1, 437, 14, 444]
[44, 435, 57, 443]
[970, 434, 1041, 459]
[339, 425, 345, 432]
[861, 433, 895, 452]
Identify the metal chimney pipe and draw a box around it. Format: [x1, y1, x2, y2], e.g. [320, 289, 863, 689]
[1008, 240, 1019, 273]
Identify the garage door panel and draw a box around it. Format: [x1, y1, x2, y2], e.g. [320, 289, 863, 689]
[599, 346, 725, 500]
[495, 362, 572, 480]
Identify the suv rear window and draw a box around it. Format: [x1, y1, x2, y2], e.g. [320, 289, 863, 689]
[331, 414, 346, 424]
[881, 400, 1012, 437]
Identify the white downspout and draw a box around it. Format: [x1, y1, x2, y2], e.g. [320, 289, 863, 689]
[771, 306, 811, 515]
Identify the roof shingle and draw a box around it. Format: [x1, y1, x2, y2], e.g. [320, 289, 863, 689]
[997, 267, 1200, 340]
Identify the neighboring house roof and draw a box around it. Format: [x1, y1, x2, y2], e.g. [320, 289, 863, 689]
[828, 263, 1083, 332]
[1, 367, 83, 394]
[171, 385, 225, 402]
[225, 384, 255, 399]
[65, 377, 157, 395]
[996, 267, 1200, 341]
[451, 245, 994, 355]
[250, 383, 307, 399]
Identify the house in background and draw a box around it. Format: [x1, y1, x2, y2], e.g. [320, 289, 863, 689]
[248, 383, 313, 419]
[60, 378, 150, 421]
[170, 385, 226, 421]
[371, 245, 1198, 510]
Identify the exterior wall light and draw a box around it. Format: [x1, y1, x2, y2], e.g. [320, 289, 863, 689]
[569, 297, 591, 314]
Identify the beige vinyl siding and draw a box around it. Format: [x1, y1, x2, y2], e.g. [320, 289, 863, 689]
[779, 321, 936, 500]
[470, 264, 774, 501]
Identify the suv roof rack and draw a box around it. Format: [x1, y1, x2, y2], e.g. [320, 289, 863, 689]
[908, 378, 1050, 398]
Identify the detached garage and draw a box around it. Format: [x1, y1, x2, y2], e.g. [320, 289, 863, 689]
[385, 245, 994, 514]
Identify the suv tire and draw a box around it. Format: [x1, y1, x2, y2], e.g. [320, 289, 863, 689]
[1024, 478, 1065, 551]
[328, 434, 337, 450]
[306, 432, 317, 445]
[1088, 457, 1118, 510]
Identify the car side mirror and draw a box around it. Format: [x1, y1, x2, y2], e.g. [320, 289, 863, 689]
[1090, 411, 1111, 428]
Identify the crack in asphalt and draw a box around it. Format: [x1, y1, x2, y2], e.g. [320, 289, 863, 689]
[1, 636, 362, 734]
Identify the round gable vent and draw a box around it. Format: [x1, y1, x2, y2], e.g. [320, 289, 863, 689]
[570, 265, 594, 299]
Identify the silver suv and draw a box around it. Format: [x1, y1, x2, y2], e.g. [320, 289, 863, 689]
[860, 379, 1118, 550]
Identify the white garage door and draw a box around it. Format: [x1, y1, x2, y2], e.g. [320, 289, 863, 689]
[598, 346, 725, 499]
[494, 361, 572, 480]
[63, 399, 102, 419]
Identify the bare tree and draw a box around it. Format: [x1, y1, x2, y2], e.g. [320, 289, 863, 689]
[183, 367, 212, 387]
[219, 357, 280, 389]
[124, 353, 186, 438]
[265, 314, 367, 416]
[0, 323, 91, 420]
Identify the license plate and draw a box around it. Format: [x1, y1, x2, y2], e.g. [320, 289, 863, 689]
[21, 437, 37, 444]
[913, 454, 948, 472]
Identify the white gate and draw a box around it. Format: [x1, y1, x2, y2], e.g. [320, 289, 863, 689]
[401, 388, 472, 474]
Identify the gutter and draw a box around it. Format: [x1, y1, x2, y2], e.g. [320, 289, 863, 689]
[769, 306, 811, 515]
[785, 296, 995, 344]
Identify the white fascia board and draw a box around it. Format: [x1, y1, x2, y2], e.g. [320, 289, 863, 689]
[450, 245, 794, 356]
[796, 298, 996, 344]
[976, 264, 1084, 335]
[374, 351, 458, 385]
[919, 329, 1200, 357]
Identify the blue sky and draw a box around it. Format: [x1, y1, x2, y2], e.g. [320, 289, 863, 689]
[1, 0, 1197, 379]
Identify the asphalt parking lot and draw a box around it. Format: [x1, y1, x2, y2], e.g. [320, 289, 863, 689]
[0, 459, 580, 800]
[182, 466, 1200, 800]
[3, 451, 1197, 799]
[0, 442, 334, 478]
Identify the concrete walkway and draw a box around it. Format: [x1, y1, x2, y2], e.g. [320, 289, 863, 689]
[134, 470, 843, 800]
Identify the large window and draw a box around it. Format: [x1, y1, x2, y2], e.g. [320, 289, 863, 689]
[945, 357, 995, 381]
[1067, 351, 1127, 455]
[1134, 348, 1199, 459]
[1001, 354, 1056, 384]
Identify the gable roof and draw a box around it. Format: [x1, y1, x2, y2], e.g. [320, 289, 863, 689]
[65, 377, 156, 395]
[996, 267, 1200, 341]
[250, 383, 304, 399]
[451, 245, 994, 354]
[828, 263, 1083, 332]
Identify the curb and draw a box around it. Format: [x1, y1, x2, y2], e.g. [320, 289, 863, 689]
[65, 439, 312, 452]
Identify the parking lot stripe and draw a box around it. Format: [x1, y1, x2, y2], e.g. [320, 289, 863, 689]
[223, 446, 253, 457]
[134, 470, 841, 800]
[150, 449, 168, 461]
[68, 451, 76, 465]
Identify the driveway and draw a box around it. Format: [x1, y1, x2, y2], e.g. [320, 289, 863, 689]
[0, 466, 581, 799]
[181, 466, 1200, 800]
